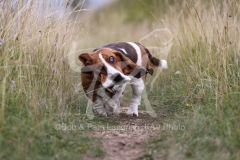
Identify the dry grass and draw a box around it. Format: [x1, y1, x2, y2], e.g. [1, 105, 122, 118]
[0, 0, 104, 159]
[0, 0, 240, 159]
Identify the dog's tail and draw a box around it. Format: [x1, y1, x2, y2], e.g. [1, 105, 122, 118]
[147, 50, 168, 70]
[137, 43, 168, 70]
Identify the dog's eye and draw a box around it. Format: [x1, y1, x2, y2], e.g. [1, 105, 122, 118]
[109, 56, 115, 63]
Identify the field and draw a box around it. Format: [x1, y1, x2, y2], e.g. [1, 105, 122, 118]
[0, 0, 240, 159]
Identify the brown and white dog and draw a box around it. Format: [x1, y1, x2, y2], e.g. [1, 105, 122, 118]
[79, 42, 167, 117]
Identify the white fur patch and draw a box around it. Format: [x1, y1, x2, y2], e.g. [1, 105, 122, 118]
[99, 53, 131, 88]
[127, 42, 142, 66]
[118, 48, 127, 54]
[159, 60, 168, 69]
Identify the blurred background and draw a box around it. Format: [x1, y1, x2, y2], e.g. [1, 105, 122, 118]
[70, 0, 176, 54]
[72, 0, 114, 9]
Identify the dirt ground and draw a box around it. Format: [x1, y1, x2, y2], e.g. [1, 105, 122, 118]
[85, 107, 162, 160]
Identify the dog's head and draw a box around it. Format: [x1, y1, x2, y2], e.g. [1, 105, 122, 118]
[79, 48, 146, 88]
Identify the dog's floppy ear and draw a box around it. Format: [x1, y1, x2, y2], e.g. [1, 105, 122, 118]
[79, 53, 92, 66]
[79, 53, 93, 74]
[113, 51, 146, 78]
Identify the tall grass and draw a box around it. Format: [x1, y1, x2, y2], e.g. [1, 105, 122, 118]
[0, 0, 84, 120]
[144, 0, 240, 159]
[0, 0, 104, 159]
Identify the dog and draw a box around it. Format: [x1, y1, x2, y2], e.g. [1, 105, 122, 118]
[79, 42, 167, 117]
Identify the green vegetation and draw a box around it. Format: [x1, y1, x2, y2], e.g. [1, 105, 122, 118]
[0, 0, 240, 159]
[0, 0, 104, 159]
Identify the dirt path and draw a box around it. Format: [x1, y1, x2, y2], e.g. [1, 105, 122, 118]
[86, 107, 161, 160]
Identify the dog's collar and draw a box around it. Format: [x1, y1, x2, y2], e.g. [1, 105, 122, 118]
[105, 86, 116, 98]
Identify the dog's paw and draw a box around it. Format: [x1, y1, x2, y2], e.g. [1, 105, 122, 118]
[106, 105, 119, 116]
[94, 108, 107, 117]
[126, 108, 138, 117]
[105, 103, 113, 116]
[105, 100, 119, 116]
[98, 111, 107, 117]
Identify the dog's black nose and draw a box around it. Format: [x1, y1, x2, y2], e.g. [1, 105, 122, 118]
[112, 73, 124, 83]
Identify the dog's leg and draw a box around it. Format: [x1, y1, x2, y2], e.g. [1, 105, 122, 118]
[93, 86, 109, 116]
[105, 84, 126, 115]
[92, 96, 107, 116]
[126, 78, 144, 117]
[116, 84, 126, 109]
